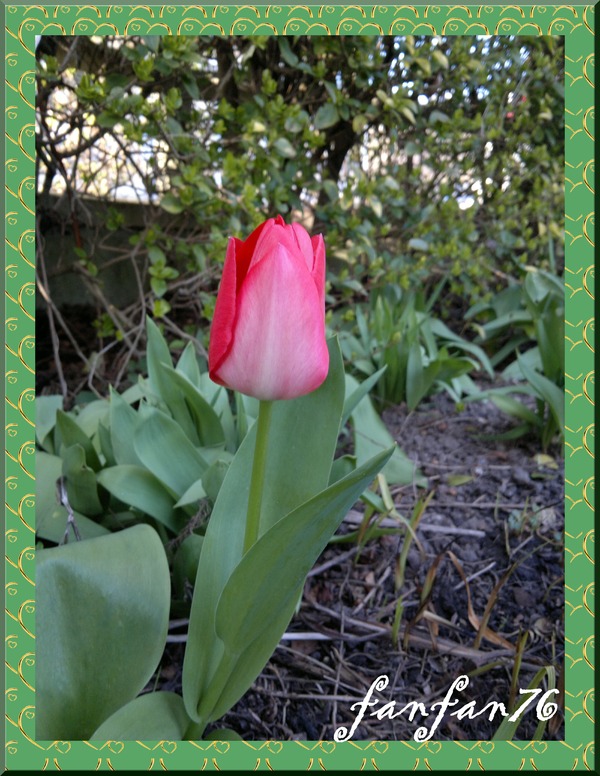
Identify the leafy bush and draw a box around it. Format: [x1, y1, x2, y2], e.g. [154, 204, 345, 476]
[37, 34, 564, 368]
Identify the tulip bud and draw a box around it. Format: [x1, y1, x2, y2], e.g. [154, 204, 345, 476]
[208, 216, 329, 401]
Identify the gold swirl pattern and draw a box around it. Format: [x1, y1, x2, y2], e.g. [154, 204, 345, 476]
[3, 3, 594, 772]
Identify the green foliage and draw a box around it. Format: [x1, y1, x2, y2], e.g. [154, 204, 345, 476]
[335, 285, 493, 410]
[36, 332, 398, 742]
[37, 524, 171, 739]
[36, 319, 422, 569]
[465, 266, 565, 448]
[181, 339, 393, 733]
[37, 35, 563, 342]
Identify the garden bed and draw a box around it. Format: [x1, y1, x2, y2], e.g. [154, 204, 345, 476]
[163, 392, 565, 742]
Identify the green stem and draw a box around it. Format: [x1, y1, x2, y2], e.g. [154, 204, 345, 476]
[184, 718, 207, 741]
[243, 399, 273, 554]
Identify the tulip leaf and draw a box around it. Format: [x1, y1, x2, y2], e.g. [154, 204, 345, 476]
[162, 365, 225, 447]
[207, 446, 394, 722]
[201, 456, 233, 504]
[198, 373, 237, 452]
[56, 410, 101, 472]
[36, 451, 110, 543]
[62, 444, 104, 516]
[329, 454, 356, 485]
[258, 337, 345, 534]
[342, 367, 387, 427]
[97, 465, 183, 532]
[134, 408, 210, 498]
[176, 340, 202, 385]
[146, 315, 200, 445]
[175, 477, 207, 508]
[109, 388, 144, 467]
[36, 395, 63, 451]
[37, 525, 171, 740]
[91, 692, 190, 740]
[517, 353, 565, 433]
[346, 374, 426, 487]
[173, 534, 204, 598]
[75, 399, 110, 439]
[97, 419, 116, 466]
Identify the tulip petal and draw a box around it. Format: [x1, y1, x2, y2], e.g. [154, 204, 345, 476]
[208, 237, 240, 375]
[311, 234, 326, 305]
[290, 223, 314, 269]
[236, 218, 276, 275]
[249, 222, 312, 273]
[214, 244, 329, 400]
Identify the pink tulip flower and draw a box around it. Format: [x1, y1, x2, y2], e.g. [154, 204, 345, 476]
[208, 216, 329, 401]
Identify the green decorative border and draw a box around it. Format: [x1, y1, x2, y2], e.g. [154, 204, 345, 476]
[3, 3, 594, 771]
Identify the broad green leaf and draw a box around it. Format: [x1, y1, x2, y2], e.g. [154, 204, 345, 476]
[62, 444, 104, 516]
[175, 477, 207, 508]
[146, 316, 199, 444]
[342, 368, 387, 427]
[173, 534, 204, 598]
[162, 366, 225, 447]
[74, 399, 110, 439]
[273, 137, 296, 159]
[176, 340, 202, 385]
[259, 339, 345, 533]
[329, 454, 356, 485]
[160, 193, 185, 214]
[315, 103, 339, 130]
[97, 420, 116, 467]
[91, 691, 190, 741]
[207, 447, 394, 722]
[429, 109, 449, 123]
[201, 455, 233, 504]
[36, 451, 110, 543]
[407, 238, 429, 252]
[109, 388, 143, 467]
[38, 505, 110, 544]
[198, 374, 237, 453]
[518, 354, 565, 433]
[352, 114, 369, 133]
[134, 408, 209, 498]
[37, 525, 170, 739]
[36, 395, 63, 451]
[278, 37, 298, 67]
[97, 465, 181, 532]
[182, 416, 255, 722]
[346, 375, 426, 487]
[218, 445, 393, 650]
[56, 410, 101, 472]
